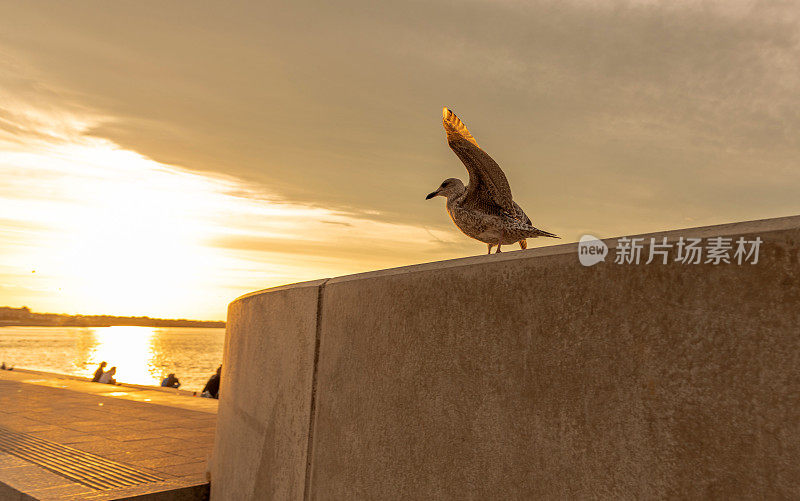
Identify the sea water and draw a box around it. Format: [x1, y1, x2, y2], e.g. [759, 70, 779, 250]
[0, 325, 224, 392]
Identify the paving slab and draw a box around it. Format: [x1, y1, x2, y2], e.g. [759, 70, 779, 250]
[0, 369, 216, 500]
[1, 369, 218, 414]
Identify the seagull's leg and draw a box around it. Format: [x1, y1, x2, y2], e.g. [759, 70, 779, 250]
[495, 240, 503, 253]
[487, 243, 493, 254]
[519, 239, 527, 250]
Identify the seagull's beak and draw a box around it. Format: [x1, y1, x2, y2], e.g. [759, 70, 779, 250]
[425, 190, 439, 200]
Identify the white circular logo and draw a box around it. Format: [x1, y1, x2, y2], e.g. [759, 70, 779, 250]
[578, 234, 608, 266]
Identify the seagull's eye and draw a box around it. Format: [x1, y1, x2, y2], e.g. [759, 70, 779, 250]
[441, 182, 448, 187]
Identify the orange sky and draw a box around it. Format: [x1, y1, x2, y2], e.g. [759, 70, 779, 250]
[1, 1, 798, 319]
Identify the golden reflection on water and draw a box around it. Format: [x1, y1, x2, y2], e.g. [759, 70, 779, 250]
[85, 326, 160, 386]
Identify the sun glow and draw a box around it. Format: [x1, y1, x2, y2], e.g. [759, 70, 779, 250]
[0, 97, 462, 318]
[86, 326, 157, 385]
[1, 137, 248, 317]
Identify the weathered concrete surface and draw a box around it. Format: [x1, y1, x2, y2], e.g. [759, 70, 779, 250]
[217, 215, 800, 499]
[210, 280, 325, 500]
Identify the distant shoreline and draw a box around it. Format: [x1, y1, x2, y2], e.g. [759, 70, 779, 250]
[0, 321, 225, 328]
[0, 306, 224, 328]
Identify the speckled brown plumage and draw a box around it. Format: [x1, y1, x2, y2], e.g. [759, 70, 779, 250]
[427, 108, 558, 254]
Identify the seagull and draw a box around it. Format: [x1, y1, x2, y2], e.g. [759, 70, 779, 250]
[426, 107, 559, 254]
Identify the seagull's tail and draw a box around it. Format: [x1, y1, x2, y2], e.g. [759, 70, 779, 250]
[525, 226, 560, 239]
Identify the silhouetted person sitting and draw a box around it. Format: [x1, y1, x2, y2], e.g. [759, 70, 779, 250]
[98, 366, 117, 384]
[201, 366, 221, 399]
[161, 373, 181, 388]
[92, 361, 107, 382]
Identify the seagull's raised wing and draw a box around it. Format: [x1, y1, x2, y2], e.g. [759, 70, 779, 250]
[442, 107, 515, 215]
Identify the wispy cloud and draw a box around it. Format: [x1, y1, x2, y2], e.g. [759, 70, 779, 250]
[1, 0, 799, 317]
[0, 86, 467, 318]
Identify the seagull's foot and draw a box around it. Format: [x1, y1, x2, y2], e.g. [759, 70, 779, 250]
[495, 244, 502, 253]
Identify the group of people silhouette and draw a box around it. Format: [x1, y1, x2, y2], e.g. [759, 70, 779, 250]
[91, 361, 116, 384]
[89, 361, 221, 399]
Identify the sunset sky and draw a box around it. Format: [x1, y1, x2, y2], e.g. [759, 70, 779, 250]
[1, 1, 798, 319]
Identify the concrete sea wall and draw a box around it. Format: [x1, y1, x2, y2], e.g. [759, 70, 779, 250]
[211, 215, 800, 499]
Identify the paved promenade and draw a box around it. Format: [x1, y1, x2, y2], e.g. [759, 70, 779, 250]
[0, 369, 217, 500]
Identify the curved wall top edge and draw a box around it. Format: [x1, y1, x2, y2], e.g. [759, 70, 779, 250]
[230, 213, 800, 302]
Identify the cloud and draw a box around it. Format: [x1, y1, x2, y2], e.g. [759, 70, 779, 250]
[0, 0, 799, 316]
[0, 84, 475, 318]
